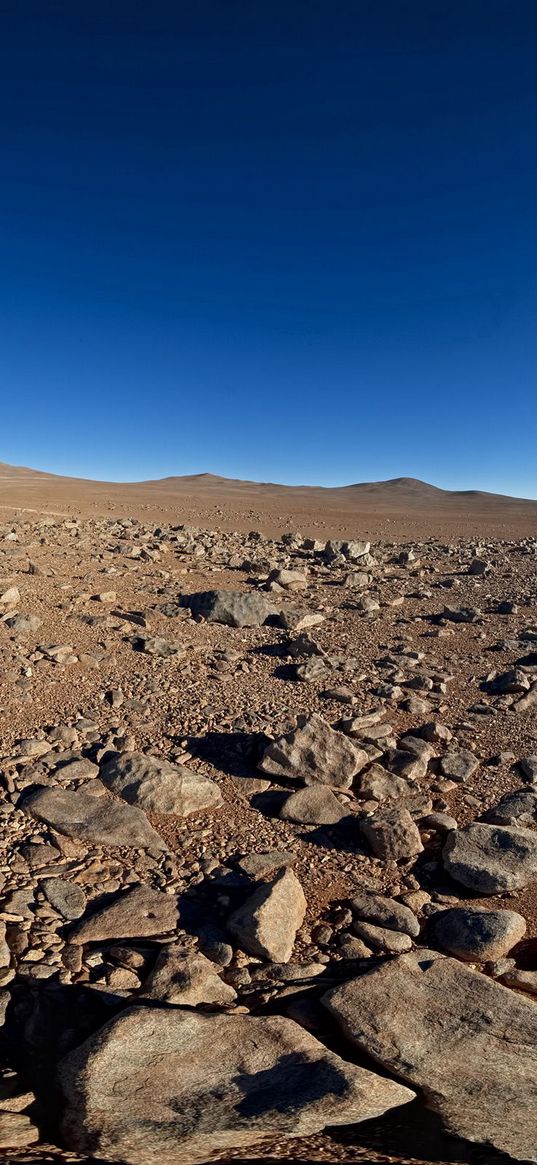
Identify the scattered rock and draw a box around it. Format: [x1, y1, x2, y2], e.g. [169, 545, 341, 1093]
[100, 751, 222, 817]
[183, 590, 277, 627]
[22, 785, 166, 851]
[228, 867, 306, 962]
[430, 905, 526, 961]
[260, 713, 366, 789]
[443, 822, 537, 893]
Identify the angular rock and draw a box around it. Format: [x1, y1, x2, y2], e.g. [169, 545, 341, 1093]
[350, 891, 420, 938]
[514, 683, 537, 712]
[58, 1006, 414, 1165]
[22, 786, 165, 852]
[520, 755, 537, 784]
[133, 634, 183, 657]
[259, 713, 366, 790]
[501, 968, 537, 996]
[443, 822, 537, 893]
[183, 590, 277, 627]
[237, 850, 295, 880]
[352, 920, 412, 954]
[440, 750, 479, 782]
[141, 949, 237, 1005]
[361, 807, 423, 861]
[358, 764, 414, 802]
[324, 954, 537, 1163]
[228, 868, 306, 962]
[70, 885, 178, 944]
[100, 752, 222, 817]
[483, 788, 537, 826]
[431, 905, 526, 961]
[0, 1112, 39, 1149]
[0, 586, 20, 605]
[443, 605, 481, 623]
[279, 786, 347, 825]
[268, 568, 308, 591]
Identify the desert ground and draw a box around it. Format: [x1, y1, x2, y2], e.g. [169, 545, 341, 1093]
[0, 464, 536, 1165]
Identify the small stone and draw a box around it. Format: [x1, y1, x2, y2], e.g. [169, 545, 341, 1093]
[361, 808, 424, 861]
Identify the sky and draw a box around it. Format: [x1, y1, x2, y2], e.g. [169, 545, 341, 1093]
[1, 1, 537, 495]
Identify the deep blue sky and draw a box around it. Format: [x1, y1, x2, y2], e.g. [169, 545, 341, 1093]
[1, 2, 537, 494]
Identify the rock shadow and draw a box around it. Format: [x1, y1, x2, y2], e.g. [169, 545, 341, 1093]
[233, 1051, 349, 1118]
[186, 730, 270, 778]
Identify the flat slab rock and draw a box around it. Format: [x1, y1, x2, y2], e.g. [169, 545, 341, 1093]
[58, 1006, 414, 1165]
[21, 785, 166, 852]
[183, 589, 278, 627]
[259, 712, 366, 790]
[324, 953, 537, 1163]
[100, 751, 222, 817]
[70, 884, 179, 944]
[443, 821, 537, 893]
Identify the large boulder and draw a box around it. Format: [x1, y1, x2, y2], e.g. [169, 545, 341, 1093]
[443, 822, 537, 893]
[100, 752, 222, 817]
[259, 713, 366, 789]
[58, 1006, 414, 1165]
[21, 786, 165, 852]
[228, 867, 306, 962]
[324, 954, 537, 1162]
[182, 590, 278, 627]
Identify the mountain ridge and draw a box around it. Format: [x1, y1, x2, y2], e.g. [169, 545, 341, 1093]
[1, 461, 534, 504]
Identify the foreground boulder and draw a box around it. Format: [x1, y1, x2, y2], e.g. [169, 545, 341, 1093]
[100, 752, 222, 817]
[260, 713, 366, 789]
[324, 954, 537, 1162]
[58, 1006, 414, 1165]
[21, 786, 165, 851]
[183, 590, 277, 627]
[228, 867, 306, 961]
[443, 822, 537, 893]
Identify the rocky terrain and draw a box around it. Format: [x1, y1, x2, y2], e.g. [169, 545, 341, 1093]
[0, 500, 537, 1164]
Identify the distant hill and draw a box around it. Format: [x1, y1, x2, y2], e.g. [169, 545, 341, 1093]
[0, 460, 536, 540]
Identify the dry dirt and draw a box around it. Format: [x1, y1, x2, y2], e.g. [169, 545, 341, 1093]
[0, 463, 536, 1165]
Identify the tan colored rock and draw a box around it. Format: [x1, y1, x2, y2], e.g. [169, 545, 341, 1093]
[0, 1112, 39, 1149]
[70, 885, 178, 944]
[22, 785, 166, 852]
[324, 954, 537, 1163]
[58, 1006, 414, 1164]
[361, 807, 423, 861]
[100, 751, 222, 817]
[260, 713, 366, 789]
[141, 949, 236, 1005]
[279, 785, 347, 825]
[228, 867, 306, 962]
[443, 822, 537, 893]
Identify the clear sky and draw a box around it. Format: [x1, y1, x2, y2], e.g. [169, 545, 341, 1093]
[1, 2, 536, 495]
